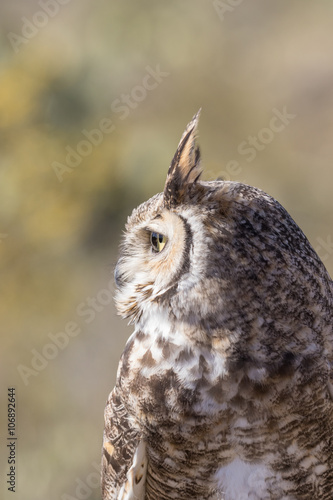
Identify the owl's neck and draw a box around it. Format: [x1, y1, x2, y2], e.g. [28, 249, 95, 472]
[124, 309, 233, 420]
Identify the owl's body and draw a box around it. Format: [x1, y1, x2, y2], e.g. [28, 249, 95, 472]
[102, 112, 333, 499]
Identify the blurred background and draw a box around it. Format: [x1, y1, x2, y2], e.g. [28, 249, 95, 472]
[0, 1, 332, 498]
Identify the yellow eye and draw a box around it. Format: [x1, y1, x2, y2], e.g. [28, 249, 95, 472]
[150, 232, 167, 252]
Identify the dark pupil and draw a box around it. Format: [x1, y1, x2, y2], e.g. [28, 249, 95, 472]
[152, 232, 162, 248]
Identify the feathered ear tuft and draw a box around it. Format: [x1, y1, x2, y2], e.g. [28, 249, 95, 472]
[164, 109, 202, 208]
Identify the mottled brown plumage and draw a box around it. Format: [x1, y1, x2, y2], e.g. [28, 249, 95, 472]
[102, 112, 333, 499]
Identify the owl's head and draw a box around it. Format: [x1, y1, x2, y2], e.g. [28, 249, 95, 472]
[114, 111, 330, 351]
[114, 110, 206, 325]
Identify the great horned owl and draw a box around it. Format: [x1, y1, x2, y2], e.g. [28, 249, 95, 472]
[102, 111, 333, 499]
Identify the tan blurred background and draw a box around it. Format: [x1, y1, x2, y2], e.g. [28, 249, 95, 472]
[0, 1, 332, 499]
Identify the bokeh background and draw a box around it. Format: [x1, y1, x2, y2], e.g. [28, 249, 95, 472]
[0, 1, 332, 499]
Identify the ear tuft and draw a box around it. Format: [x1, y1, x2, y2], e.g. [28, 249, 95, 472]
[164, 109, 202, 208]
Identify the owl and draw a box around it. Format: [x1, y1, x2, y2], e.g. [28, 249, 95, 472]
[102, 111, 333, 499]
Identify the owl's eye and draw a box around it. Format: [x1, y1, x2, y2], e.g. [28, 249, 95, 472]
[150, 232, 168, 252]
